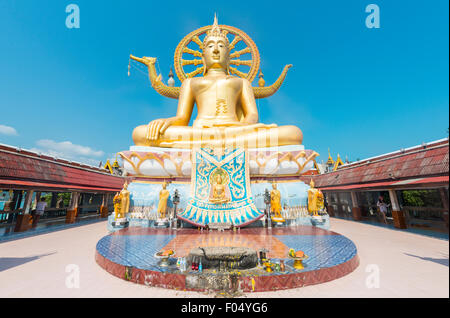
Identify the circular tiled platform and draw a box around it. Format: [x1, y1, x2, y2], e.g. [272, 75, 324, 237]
[95, 226, 359, 292]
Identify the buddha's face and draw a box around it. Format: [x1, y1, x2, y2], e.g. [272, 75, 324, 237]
[216, 174, 222, 184]
[203, 36, 229, 72]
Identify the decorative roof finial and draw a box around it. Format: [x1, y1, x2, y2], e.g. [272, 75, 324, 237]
[326, 148, 334, 164]
[168, 67, 175, 87]
[258, 69, 265, 87]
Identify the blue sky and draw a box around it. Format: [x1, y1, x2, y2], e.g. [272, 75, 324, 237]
[0, 0, 448, 165]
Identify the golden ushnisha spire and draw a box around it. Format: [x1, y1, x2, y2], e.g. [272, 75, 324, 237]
[203, 13, 230, 46]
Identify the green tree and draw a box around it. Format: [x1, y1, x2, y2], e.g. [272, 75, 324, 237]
[401, 190, 442, 208]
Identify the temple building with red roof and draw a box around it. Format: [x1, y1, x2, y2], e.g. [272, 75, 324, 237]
[0, 143, 125, 232]
[306, 138, 449, 234]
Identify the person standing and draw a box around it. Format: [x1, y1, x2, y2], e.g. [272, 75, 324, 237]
[377, 196, 390, 224]
[33, 197, 47, 228]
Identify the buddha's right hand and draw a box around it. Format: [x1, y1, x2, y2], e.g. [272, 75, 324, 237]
[146, 117, 176, 141]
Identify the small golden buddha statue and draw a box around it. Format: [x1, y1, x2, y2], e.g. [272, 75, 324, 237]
[210, 173, 230, 204]
[131, 16, 302, 149]
[157, 182, 170, 219]
[114, 184, 129, 220]
[307, 179, 324, 216]
[270, 183, 282, 219]
[113, 192, 122, 220]
[120, 182, 130, 214]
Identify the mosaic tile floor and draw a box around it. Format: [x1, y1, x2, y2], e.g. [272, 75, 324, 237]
[95, 225, 359, 292]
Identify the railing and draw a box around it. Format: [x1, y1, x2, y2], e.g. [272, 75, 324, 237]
[402, 206, 446, 231]
[40, 208, 68, 219]
[329, 203, 353, 219]
[0, 208, 69, 225]
[0, 203, 107, 226]
[358, 204, 393, 222]
[0, 210, 20, 224]
[130, 205, 158, 220]
[282, 205, 309, 219]
[78, 204, 101, 215]
[402, 206, 445, 219]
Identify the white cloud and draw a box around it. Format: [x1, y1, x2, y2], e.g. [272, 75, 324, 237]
[36, 139, 104, 157]
[0, 124, 18, 136]
[31, 139, 105, 166]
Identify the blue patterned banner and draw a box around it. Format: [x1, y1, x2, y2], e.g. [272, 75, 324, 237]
[178, 147, 264, 227]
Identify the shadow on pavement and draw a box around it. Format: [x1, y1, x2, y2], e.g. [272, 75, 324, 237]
[0, 251, 57, 272]
[404, 253, 449, 267]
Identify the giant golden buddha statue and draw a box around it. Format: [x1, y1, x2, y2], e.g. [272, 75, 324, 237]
[130, 16, 302, 149]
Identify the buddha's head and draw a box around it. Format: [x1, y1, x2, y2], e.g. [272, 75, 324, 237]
[310, 179, 315, 188]
[272, 183, 277, 190]
[202, 15, 230, 75]
[215, 174, 223, 184]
